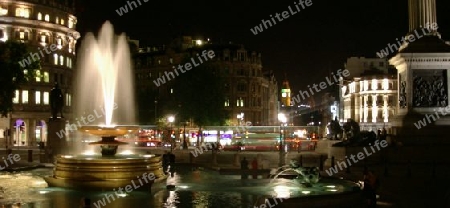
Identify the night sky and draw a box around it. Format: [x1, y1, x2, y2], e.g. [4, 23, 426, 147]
[75, 0, 450, 95]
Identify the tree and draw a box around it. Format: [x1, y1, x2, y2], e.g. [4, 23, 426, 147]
[172, 60, 227, 145]
[0, 40, 40, 117]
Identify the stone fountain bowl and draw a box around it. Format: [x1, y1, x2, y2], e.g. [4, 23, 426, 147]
[79, 125, 140, 137]
[44, 154, 166, 190]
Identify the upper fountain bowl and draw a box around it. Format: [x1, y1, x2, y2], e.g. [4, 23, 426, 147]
[79, 125, 140, 137]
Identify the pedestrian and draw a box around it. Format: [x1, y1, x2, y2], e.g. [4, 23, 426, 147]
[240, 157, 249, 179]
[251, 158, 258, 179]
[362, 170, 380, 208]
[169, 152, 176, 177]
[162, 151, 170, 173]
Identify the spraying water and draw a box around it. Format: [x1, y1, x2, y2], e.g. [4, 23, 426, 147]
[75, 21, 135, 126]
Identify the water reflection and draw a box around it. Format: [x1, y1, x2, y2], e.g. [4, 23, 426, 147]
[0, 165, 359, 208]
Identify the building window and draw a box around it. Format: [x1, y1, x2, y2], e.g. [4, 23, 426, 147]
[60, 18, 64, 25]
[66, 93, 71, 106]
[44, 14, 49, 22]
[35, 91, 41, 104]
[43, 72, 49, 82]
[0, 6, 7, 16]
[237, 97, 244, 107]
[68, 18, 74, 28]
[35, 70, 41, 82]
[224, 99, 230, 107]
[59, 55, 64, 65]
[13, 90, 19, 104]
[53, 54, 58, 65]
[43, 92, 49, 105]
[22, 90, 28, 104]
[37, 12, 42, 20]
[56, 37, 62, 49]
[170, 88, 173, 94]
[371, 79, 377, 90]
[55, 17, 59, 24]
[15, 7, 30, 18]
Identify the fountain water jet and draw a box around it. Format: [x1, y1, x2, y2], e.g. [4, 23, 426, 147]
[44, 21, 165, 190]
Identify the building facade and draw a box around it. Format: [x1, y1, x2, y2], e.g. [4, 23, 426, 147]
[0, 0, 79, 147]
[134, 36, 278, 127]
[341, 58, 398, 133]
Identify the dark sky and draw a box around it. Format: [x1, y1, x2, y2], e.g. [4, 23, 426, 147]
[75, 0, 450, 94]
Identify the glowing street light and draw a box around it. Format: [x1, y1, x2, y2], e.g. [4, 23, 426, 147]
[168, 116, 175, 152]
[278, 113, 287, 166]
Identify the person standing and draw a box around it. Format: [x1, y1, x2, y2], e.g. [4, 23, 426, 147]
[169, 151, 176, 177]
[240, 157, 249, 179]
[363, 170, 380, 208]
[162, 151, 170, 173]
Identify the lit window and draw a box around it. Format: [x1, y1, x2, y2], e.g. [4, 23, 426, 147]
[60, 19, 64, 25]
[170, 88, 173, 94]
[37, 12, 42, 20]
[22, 90, 28, 104]
[12, 90, 19, 103]
[68, 18, 74, 28]
[43, 92, 49, 105]
[15, 8, 30, 18]
[53, 54, 58, 65]
[59, 55, 64, 65]
[224, 99, 230, 107]
[55, 17, 59, 24]
[40, 35, 46, 43]
[0, 6, 7, 16]
[44, 14, 49, 22]
[43, 72, 49, 82]
[66, 93, 71, 106]
[35, 91, 41, 104]
[19, 32, 25, 39]
[35, 70, 41, 82]
[383, 79, 389, 90]
[237, 97, 244, 107]
[372, 79, 377, 90]
[56, 37, 62, 49]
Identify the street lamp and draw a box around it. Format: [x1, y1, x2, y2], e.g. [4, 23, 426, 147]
[278, 113, 287, 166]
[168, 116, 175, 152]
[182, 121, 189, 149]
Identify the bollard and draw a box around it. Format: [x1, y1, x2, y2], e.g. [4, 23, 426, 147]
[331, 156, 335, 168]
[407, 160, 411, 177]
[28, 149, 33, 162]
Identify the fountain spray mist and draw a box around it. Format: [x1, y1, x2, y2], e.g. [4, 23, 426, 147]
[75, 21, 136, 126]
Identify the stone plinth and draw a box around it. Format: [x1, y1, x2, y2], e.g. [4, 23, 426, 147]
[47, 118, 66, 159]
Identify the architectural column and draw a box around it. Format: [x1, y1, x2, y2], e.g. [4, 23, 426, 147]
[372, 95, 377, 123]
[383, 95, 389, 122]
[363, 95, 368, 123]
[359, 96, 364, 122]
[408, 0, 437, 33]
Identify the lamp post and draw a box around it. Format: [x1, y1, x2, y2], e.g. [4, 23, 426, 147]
[168, 116, 175, 152]
[278, 113, 287, 167]
[182, 121, 189, 149]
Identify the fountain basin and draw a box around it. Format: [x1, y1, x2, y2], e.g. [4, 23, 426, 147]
[79, 125, 140, 137]
[44, 154, 166, 190]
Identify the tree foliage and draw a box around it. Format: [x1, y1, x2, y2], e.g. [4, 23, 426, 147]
[173, 61, 227, 127]
[0, 40, 40, 117]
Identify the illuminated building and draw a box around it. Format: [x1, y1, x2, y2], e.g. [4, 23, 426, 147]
[341, 58, 397, 132]
[0, 0, 79, 147]
[134, 36, 279, 126]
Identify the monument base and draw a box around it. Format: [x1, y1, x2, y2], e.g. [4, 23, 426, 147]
[391, 112, 450, 145]
[47, 117, 66, 161]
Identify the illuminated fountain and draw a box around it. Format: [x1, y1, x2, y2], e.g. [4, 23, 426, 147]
[44, 21, 165, 190]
